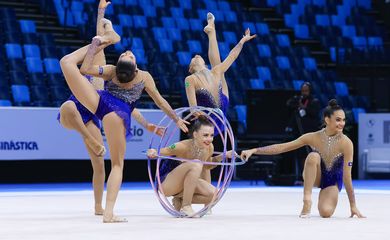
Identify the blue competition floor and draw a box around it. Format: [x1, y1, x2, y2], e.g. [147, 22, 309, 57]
[0, 180, 389, 192]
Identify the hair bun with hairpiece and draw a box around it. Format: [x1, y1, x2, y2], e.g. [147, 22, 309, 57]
[328, 99, 338, 108]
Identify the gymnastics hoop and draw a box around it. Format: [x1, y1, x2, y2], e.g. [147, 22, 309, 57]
[147, 106, 243, 217]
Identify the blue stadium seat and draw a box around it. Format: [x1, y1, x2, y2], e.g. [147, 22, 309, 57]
[47, 73, 65, 87]
[176, 51, 192, 65]
[0, 100, 12, 106]
[23, 44, 41, 59]
[143, 6, 156, 17]
[40, 33, 55, 46]
[357, 0, 371, 10]
[152, 27, 167, 39]
[342, 25, 356, 37]
[224, 11, 237, 22]
[303, 57, 317, 70]
[179, 0, 191, 9]
[0, 7, 16, 20]
[197, 9, 208, 20]
[132, 49, 147, 64]
[125, 0, 137, 6]
[0, 84, 11, 100]
[257, 44, 272, 57]
[284, 14, 298, 28]
[70, 0, 84, 11]
[276, 56, 291, 69]
[118, 14, 133, 27]
[292, 80, 305, 90]
[162, 17, 176, 28]
[235, 105, 247, 128]
[8, 59, 25, 72]
[256, 23, 269, 36]
[22, 33, 39, 44]
[315, 15, 330, 26]
[11, 85, 30, 103]
[217, 42, 230, 59]
[276, 34, 290, 47]
[223, 31, 237, 44]
[334, 82, 349, 96]
[266, 0, 280, 7]
[204, 0, 218, 10]
[10, 71, 26, 85]
[130, 37, 144, 50]
[176, 18, 190, 30]
[30, 85, 49, 102]
[352, 36, 367, 49]
[170, 7, 184, 18]
[19, 20, 36, 33]
[219, 1, 231, 11]
[367, 37, 383, 48]
[212, 10, 225, 22]
[187, 40, 202, 53]
[51, 86, 69, 102]
[29, 73, 45, 86]
[313, 0, 326, 6]
[152, 0, 165, 7]
[256, 66, 271, 81]
[72, 11, 86, 25]
[133, 15, 147, 28]
[166, 28, 182, 41]
[294, 25, 310, 39]
[5, 43, 23, 59]
[250, 79, 265, 89]
[43, 58, 61, 74]
[26, 57, 43, 73]
[331, 15, 345, 26]
[158, 39, 173, 52]
[189, 19, 203, 31]
[137, 0, 151, 6]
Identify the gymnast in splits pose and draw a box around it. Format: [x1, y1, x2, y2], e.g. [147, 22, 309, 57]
[147, 116, 235, 217]
[60, 17, 188, 222]
[58, 0, 164, 216]
[241, 100, 365, 218]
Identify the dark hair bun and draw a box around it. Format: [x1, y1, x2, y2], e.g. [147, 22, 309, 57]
[328, 99, 338, 108]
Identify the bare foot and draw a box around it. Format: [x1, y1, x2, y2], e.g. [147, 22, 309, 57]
[84, 137, 106, 157]
[100, 18, 121, 44]
[203, 12, 215, 34]
[180, 205, 199, 218]
[95, 205, 104, 215]
[172, 197, 182, 211]
[299, 200, 312, 218]
[103, 215, 128, 223]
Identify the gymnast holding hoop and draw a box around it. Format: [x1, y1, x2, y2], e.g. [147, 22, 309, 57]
[147, 115, 237, 217]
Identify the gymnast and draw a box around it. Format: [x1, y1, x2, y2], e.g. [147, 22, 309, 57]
[58, 0, 164, 216]
[59, 16, 188, 222]
[241, 100, 365, 218]
[147, 116, 235, 217]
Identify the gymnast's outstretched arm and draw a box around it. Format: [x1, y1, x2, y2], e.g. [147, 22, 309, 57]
[241, 133, 313, 161]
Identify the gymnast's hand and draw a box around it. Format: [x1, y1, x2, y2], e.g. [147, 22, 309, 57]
[176, 118, 190, 133]
[99, 0, 111, 9]
[190, 111, 206, 121]
[146, 149, 158, 159]
[147, 123, 166, 137]
[240, 149, 256, 161]
[241, 28, 257, 43]
[226, 150, 238, 159]
[350, 206, 366, 218]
